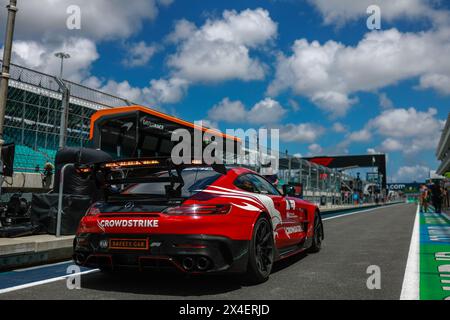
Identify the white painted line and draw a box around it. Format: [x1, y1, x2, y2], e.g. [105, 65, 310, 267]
[400, 205, 420, 300]
[14, 260, 72, 272]
[0, 269, 99, 294]
[322, 203, 405, 221]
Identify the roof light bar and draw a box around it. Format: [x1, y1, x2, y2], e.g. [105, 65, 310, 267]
[104, 160, 160, 168]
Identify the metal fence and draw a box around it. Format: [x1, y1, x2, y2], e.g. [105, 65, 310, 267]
[2, 60, 132, 170]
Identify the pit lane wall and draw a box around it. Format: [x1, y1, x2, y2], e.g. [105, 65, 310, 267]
[1, 172, 54, 192]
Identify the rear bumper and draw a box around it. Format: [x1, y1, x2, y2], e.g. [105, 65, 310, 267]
[73, 233, 249, 274]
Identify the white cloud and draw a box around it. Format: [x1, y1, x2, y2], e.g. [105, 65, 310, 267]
[247, 98, 286, 124]
[333, 106, 444, 156]
[288, 99, 300, 112]
[394, 165, 430, 182]
[369, 107, 445, 155]
[208, 98, 247, 123]
[367, 148, 380, 155]
[122, 41, 158, 67]
[418, 73, 450, 95]
[334, 127, 372, 153]
[370, 107, 442, 139]
[144, 78, 189, 104]
[208, 97, 286, 125]
[380, 138, 402, 151]
[308, 143, 323, 156]
[0, 0, 171, 40]
[166, 19, 197, 44]
[0, 1, 172, 94]
[8, 38, 99, 82]
[83, 76, 189, 108]
[308, 0, 446, 26]
[99, 79, 144, 103]
[268, 27, 450, 116]
[332, 122, 347, 133]
[81, 76, 103, 89]
[347, 128, 371, 142]
[167, 8, 277, 82]
[279, 123, 325, 143]
[379, 92, 394, 109]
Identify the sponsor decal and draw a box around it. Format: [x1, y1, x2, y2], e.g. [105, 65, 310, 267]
[285, 225, 303, 237]
[121, 122, 134, 131]
[286, 212, 297, 219]
[286, 199, 296, 210]
[141, 117, 165, 130]
[98, 219, 159, 229]
[109, 238, 148, 250]
[387, 184, 406, 190]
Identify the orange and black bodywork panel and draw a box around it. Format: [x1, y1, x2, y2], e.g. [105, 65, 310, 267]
[89, 105, 240, 159]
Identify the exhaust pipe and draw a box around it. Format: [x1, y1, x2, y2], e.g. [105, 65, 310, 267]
[196, 257, 210, 271]
[182, 257, 194, 271]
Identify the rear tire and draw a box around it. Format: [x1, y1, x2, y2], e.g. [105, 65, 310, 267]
[308, 212, 323, 253]
[244, 215, 275, 284]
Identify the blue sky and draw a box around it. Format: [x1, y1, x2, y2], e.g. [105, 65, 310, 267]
[1, 0, 449, 182]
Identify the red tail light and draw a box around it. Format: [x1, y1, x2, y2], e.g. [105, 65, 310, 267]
[85, 205, 101, 216]
[163, 204, 231, 216]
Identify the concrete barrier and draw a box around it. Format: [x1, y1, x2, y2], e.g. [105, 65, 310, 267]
[0, 235, 73, 271]
[1, 172, 54, 192]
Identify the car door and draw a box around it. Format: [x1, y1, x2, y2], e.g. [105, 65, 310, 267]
[234, 174, 286, 244]
[248, 174, 303, 248]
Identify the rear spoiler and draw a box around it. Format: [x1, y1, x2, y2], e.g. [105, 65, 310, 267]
[76, 157, 228, 198]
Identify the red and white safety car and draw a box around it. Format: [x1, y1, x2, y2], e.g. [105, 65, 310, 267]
[73, 158, 323, 283]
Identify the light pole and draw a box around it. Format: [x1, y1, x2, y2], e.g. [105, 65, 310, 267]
[54, 52, 70, 79]
[0, 0, 18, 147]
[0, 0, 18, 196]
[54, 52, 70, 149]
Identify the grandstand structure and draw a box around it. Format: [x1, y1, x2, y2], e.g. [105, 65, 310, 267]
[2, 60, 132, 172]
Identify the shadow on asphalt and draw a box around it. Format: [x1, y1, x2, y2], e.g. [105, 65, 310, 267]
[80, 252, 309, 297]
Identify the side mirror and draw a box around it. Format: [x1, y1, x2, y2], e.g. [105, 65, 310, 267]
[282, 185, 296, 197]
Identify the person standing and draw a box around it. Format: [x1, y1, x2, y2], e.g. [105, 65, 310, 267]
[353, 191, 359, 205]
[420, 184, 430, 213]
[430, 182, 443, 213]
[443, 187, 449, 210]
[41, 162, 54, 190]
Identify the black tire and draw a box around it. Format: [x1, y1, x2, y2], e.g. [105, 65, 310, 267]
[308, 212, 323, 253]
[244, 215, 275, 284]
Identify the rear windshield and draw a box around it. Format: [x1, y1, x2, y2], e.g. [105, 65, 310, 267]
[122, 168, 221, 198]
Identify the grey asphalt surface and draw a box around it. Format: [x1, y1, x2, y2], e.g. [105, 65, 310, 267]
[0, 203, 416, 300]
